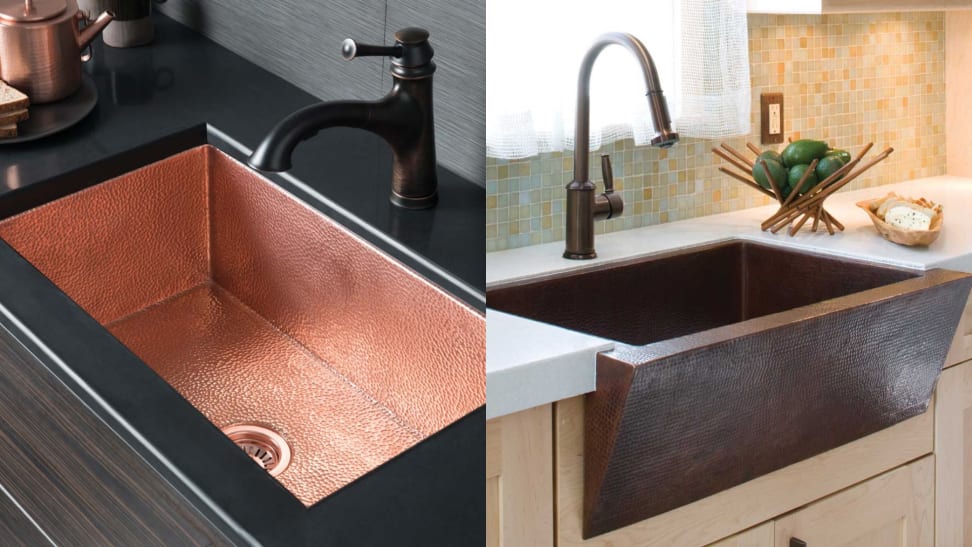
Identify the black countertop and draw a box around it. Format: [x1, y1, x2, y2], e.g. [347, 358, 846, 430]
[0, 13, 484, 295]
[0, 13, 484, 546]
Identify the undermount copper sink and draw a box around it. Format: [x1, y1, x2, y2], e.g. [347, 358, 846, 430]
[0, 145, 485, 507]
[488, 242, 972, 537]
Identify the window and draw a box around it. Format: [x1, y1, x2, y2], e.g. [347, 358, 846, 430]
[486, 0, 751, 159]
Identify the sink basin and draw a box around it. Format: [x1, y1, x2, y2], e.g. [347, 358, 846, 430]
[0, 144, 485, 508]
[488, 241, 972, 537]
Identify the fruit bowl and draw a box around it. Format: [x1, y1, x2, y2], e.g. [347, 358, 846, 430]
[856, 193, 942, 247]
[713, 139, 893, 236]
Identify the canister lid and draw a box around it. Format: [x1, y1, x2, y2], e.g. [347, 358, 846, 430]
[0, 0, 67, 23]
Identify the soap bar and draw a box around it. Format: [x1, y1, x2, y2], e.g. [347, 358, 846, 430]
[885, 205, 932, 231]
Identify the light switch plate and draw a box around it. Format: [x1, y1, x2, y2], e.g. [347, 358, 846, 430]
[760, 92, 784, 145]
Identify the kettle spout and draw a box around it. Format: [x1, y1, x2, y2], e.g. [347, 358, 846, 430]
[77, 10, 114, 50]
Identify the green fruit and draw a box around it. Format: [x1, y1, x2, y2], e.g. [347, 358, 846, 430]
[779, 182, 793, 200]
[825, 149, 851, 164]
[788, 164, 819, 195]
[815, 155, 846, 183]
[781, 139, 829, 167]
[752, 158, 787, 191]
[758, 150, 782, 164]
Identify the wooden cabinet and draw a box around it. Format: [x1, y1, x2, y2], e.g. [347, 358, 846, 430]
[486, 404, 554, 547]
[775, 456, 934, 547]
[934, 361, 972, 546]
[710, 523, 773, 547]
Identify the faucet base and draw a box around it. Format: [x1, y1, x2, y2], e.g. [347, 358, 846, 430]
[563, 250, 597, 260]
[390, 190, 438, 210]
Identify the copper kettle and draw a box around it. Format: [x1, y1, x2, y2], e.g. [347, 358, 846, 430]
[0, 0, 113, 103]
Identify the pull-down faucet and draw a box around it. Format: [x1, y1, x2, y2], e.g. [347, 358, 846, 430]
[564, 33, 679, 259]
[248, 28, 439, 209]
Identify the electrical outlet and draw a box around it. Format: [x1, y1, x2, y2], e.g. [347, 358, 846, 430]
[760, 92, 784, 145]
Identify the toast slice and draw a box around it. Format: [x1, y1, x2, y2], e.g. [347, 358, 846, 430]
[0, 108, 28, 126]
[0, 81, 29, 115]
[0, 123, 16, 138]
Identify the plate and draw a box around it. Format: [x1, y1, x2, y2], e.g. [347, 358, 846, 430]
[0, 76, 98, 145]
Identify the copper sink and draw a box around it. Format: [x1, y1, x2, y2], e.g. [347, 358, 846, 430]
[0, 145, 485, 507]
[488, 242, 972, 537]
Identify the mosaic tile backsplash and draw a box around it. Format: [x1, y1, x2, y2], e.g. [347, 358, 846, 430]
[486, 12, 946, 252]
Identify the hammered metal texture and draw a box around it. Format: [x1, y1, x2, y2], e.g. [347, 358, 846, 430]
[107, 283, 420, 506]
[0, 144, 485, 507]
[586, 275, 971, 538]
[0, 147, 210, 324]
[487, 242, 972, 538]
[208, 149, 485, 437]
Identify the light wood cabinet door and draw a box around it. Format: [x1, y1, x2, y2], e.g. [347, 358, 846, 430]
[486, 404, 554, 547]
[935, 361, 972, 546]
[709, 522, 773, 547]
[774, 456, 934, 547]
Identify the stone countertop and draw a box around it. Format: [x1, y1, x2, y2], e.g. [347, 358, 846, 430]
[0, 13, 485, 545]
[486, 175, 972, 418]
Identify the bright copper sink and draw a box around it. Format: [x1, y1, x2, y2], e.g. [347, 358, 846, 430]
[0, 145, 485, 507]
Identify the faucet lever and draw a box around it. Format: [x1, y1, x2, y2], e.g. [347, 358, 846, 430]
[601, 154, 614, 193]
[341, 39, 402, 61]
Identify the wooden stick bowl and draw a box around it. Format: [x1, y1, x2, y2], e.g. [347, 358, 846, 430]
[712, 140, 893, 237]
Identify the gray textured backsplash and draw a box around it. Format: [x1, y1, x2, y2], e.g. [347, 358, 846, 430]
[158, 0, 485, 185]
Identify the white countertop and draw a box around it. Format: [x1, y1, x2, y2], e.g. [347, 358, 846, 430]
[486, 175, 972, 419]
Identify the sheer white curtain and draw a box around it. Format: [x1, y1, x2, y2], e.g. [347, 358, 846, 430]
[486, 0, 751, 159]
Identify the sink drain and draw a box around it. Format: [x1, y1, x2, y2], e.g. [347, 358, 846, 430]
[221, 423, 292, 477]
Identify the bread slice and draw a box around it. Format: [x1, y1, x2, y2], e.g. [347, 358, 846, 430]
[0, 123, 17, 138]
[0, 81, 29, 115]
[0, 108, 28, 126]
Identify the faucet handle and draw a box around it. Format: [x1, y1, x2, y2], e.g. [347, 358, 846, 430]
[341, 39, 402, 61]
[600, 154, 615, 193]
[341, 28, 436, 79]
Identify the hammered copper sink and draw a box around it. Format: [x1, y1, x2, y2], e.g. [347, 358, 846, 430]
[488, 242, 972, 538]
[0, 145, 485, 507]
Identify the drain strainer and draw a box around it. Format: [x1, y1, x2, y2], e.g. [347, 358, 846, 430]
[221, 423, 292, 477]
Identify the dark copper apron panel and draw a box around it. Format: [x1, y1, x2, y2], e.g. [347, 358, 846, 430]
[582, 271, 971, 537]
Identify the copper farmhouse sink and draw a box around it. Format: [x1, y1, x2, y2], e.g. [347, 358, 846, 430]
[488, 241, 972, 537]
[0, 145, 485, 507]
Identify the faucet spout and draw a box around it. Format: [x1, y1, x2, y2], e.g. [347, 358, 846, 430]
[247, 27, 439, 209]
[248, 101, 378, 173]
[564, 32, 679, 259]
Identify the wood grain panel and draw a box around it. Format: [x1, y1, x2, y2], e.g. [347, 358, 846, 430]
[947, 11, 972, 177]
[934, 362, 972, 546]
[709, 522, 773, 547]
[486, 406, 554, 547]
[774, 456, 934, 547]
[157, 0, 385, 103]
[555, 395, 933, 547]
[0, 483, 53, 546]
[0, 325, 231, 546]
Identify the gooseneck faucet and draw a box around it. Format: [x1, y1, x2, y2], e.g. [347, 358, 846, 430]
[249, 28, 439, 209]
[564, 33, 679, 259]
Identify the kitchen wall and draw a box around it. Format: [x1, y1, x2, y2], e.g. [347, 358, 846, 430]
[157, 0, 485, 185]
[486, 12, 946, 252]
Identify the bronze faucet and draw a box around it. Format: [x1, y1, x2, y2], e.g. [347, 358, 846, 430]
[564, 32, 679, 259]
[249, 28, 439, 209]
